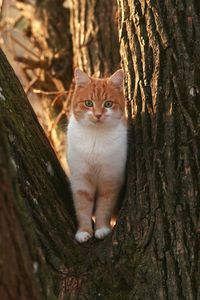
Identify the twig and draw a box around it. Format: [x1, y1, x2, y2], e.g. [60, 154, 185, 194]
[25, 76, 39, 93]
[33, 89, 68, 95]
[51, 94, 64, 107]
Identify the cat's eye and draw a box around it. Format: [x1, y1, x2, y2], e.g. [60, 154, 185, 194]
[85, 100, 94, 107]
[104, 101, 113, 108]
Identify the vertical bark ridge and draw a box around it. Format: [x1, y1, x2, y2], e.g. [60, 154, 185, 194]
[118, 0, 200, 298]
[70, 0, 120, 76]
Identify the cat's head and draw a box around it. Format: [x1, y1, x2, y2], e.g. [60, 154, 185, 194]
[71, 68, 125, 127]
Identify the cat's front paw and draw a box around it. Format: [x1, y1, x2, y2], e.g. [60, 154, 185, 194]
[95, 227, 111, 240]
[75, 231, 92, 243]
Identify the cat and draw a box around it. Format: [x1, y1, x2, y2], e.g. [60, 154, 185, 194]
[67, 68, 127, 243]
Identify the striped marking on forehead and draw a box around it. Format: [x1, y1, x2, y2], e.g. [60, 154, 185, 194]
[88, 79, 108, 101]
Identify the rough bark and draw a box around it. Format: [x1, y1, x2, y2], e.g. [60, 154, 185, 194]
[118, 0, 200, 299]
[0, 48, 76, 300]
[70, 0, 121, 76]
[0, 120, 42, 300]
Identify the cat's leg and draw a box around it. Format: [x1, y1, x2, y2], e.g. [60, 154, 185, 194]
[71, 173, 95, 243]
[94, 179, 121, 239]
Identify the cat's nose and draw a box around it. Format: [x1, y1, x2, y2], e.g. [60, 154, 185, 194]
[95, 114, 102, 120]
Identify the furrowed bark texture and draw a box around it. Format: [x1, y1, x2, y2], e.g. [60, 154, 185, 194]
[70, 0, 121, 76]
[0, 121, 42, 300]
[0, 48, 78, 299]
[118, 0, 200, 299]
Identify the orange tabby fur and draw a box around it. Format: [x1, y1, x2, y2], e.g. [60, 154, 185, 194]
[73, 79, 125, 121]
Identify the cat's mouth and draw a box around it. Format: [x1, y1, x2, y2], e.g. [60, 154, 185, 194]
[91, 119, 104, 124]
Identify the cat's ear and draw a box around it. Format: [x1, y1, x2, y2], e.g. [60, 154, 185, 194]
[74, 68, 91, 87]
[108, 69, 124, 89]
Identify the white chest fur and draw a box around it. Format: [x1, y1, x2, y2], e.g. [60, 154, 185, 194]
[67, 114, 127, 180]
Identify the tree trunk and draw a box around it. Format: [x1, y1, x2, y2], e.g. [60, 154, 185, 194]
[70, 0, 121, 76]
[0, 48, 76, 299]
[0, 120, 41, 300]
[1, 1, 200, 299]
[117, 0, 200, 299]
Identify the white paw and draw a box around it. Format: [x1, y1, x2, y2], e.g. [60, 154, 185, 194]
[95, 227, 111, 240]
[75, 231, 92, 243]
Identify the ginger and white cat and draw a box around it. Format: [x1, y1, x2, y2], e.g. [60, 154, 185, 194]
[67, 68, 127, 243]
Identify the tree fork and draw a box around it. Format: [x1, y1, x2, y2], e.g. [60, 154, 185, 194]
[0, 46, 132, 300]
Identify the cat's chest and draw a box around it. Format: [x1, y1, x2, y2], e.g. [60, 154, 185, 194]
[68, 120, 126, 161]
[71, 127, 116, 157]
